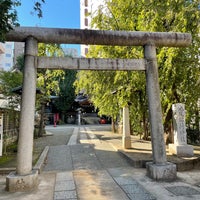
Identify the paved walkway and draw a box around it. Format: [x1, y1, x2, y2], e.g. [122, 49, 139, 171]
[0, 125, 200, 200]
[45, 126, 156, 200]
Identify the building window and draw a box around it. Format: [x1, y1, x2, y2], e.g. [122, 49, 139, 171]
[5, 53, 11, 58]
[85, 18, 88, 26]
[85, 48, 88, 55]
[85, 9, 88, 16]
[5, 44, 12, 49]
[5, 63, 11, 67]
[85, 0, 88, 7]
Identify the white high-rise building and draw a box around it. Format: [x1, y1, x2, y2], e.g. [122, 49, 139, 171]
[80, 0, 103, 57]
[0, 42, 25, 71]
[0, 42, 14, 71]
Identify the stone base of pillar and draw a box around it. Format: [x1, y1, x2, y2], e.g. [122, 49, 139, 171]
[146, 162, 177, 181]
[168, 144, 194, 157]
[122, 136, 132, 149]
[6, 170, 38, 192]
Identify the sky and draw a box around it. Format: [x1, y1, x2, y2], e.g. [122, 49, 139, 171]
[16, 0, 81, 54]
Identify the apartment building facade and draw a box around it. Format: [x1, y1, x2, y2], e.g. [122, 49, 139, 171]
[80, 0, 103, 57]
[0, 42, 14, 71]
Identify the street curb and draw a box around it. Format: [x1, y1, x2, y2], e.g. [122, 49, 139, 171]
[0, 167, 16, 175]
[33, 146, 49, 174]
[118, 149, 152, 168]
[175, 156, 200, 171]
[109, 142, 151, 168]
[109, 141, 200, 171]
[0, 146, 49, 175]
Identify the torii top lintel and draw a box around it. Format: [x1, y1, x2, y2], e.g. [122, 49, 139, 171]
[6, 27, 191, 47]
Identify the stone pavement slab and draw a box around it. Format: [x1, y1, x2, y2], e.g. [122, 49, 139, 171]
[109, 170, 156, 200]
[165, 186, 200, 196]
[54, 172, 77, 200]
[70, 144, 102, 170]
[74, 169, 130, 200]
[44, 145, 73, 171]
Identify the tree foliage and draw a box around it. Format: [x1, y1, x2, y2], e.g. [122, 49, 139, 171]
[0, 70, 23, 108]
[33, 0, 45, 18]
[54, 69, 77, 114]
[0, 0, 20, 42]
[75, 0, 200, 136]
[34, 43, 64, 136]
[0, 0, 45, 42]
[37, 43, 64, 97]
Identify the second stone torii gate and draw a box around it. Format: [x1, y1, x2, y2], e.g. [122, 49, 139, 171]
[5, 27, 191, 191]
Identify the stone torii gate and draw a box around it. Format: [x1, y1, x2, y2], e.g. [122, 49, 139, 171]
[5, 27, 191, 191]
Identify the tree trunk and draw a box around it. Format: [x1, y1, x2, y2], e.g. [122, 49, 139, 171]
[142, 112, 149, 140]
[111, 117, 116, 133]
[38, 103, 45, 137]
[195, 109, 199, 132]
[165, 122, 174, 145]
[164, 107, 173, 144]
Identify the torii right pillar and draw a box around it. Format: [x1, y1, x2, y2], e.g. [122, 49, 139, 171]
[144, 44, 177, 181]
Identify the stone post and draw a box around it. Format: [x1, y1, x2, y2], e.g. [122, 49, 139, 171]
[117, 108, 123, 134]
[122, 106, 132, 149]
[144, 44, 176, 181]
[78, 109, 81, 126]
[6, 37, 38, 192]
[169, 103, 193, 157]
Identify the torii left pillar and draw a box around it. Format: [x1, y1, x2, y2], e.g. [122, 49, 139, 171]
[6, 37, 38, 192]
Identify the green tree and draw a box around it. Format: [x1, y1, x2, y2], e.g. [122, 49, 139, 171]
[0, 70, 23, 108]
[54, 69, 77, 121]
[75, 0, 200, 138]
[75, 69, 120, 132]
[0, 0, 45, 42]
[0, 0, 20, 42]
[0, 70, 22, 153]
[14, 54, 24, 71]
[36, 43, 64, 137]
